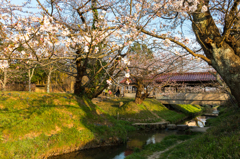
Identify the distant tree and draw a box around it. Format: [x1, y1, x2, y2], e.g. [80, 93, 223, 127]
[32, 66, 47, 84]
[136, 0, 240, 106]
[126, 42, 187, 104]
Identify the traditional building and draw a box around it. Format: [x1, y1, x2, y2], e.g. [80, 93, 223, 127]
[120, 72, 220, 94]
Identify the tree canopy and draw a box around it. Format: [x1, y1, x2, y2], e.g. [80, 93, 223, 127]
[0, 0, 239, 106]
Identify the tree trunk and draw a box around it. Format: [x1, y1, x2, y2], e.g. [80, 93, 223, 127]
[74, 58, 87, 96]
[135, 96, 144, 104]
[210, 46, 240, 106]
[192, 3, 240, 106]
[135, 84, 144, 104]
[0, 68, 8, 91]
[3, 68, 7, 91]
[134, 79, 149, 104]
[47, 70, 51, 93]
[28, 67, 36, 92]
[28, 69, 31, 92]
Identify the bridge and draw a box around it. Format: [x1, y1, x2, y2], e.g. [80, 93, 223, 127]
[124, 92, 229, 105]
[121, 72, 230, 105]
[156, 93, 229, 105]
[120, 72, 220, 94]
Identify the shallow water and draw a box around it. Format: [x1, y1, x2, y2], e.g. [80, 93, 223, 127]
[49, 110, 218, 159]
[48, 130, 177, 159]
[184, 111, 218, 127]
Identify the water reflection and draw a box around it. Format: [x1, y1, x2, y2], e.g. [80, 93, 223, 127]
[146, 136, 156, 145]
[48, 145, 127, 159]
[48, 130, 177, 159]
[113, 152, 125, 159]
[146, 133, 173, 145]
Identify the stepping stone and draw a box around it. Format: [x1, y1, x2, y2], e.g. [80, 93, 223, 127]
[190, 127, 210, 133]
[203, 113, 218, 117]
[167, 124, 177, 130]
[177, 124, 189, 131]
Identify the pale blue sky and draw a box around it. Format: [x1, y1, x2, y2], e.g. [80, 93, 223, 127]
[10, 0, 40, 15]
[10, 0, 38, 8]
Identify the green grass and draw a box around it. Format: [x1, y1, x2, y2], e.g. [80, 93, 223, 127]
[158, 105, 240, 159]
[0, 91, 135, 158]
[126, 104, 240, 159]
[125, 134, 199, 159]
[142, 100, 186, 123]
[171, 104, 203, 116]
[0, 92, 208, 158]
[97, 98, 187, 123]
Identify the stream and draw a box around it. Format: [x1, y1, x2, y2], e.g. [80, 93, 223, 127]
[48, 130, 177, 159]
[49, 110, 218, 159]
[184, 109, 219, 128]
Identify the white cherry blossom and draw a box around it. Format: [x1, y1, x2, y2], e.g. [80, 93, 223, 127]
[106, 79, 112, 85]
[84, 46, 89, 52]
[201, 5, 208, 12]
[125, 73, 130, 78]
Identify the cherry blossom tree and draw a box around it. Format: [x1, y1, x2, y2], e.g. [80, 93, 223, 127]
[125, 0, 240, 106]
[124, 42, 192, 104]
[0, 2, 99, 96]
[3, 0, 239, 105]
[31, 0, 153, 98]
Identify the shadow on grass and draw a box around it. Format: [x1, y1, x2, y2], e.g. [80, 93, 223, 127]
[98, 97, 134, 108]
[0, 92, 133, 159]
[96, 98, 187, 124]
[0, 92, 196, 158]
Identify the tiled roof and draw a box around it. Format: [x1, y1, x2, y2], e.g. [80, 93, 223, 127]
[119, 78, 135, 84]
[155, 72, 217, 82]
[120, 72, 217, 84]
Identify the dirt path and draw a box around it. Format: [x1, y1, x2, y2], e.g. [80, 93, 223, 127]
[147, 141, 183, 159]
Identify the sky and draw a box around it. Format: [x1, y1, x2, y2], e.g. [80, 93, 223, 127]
[11, 0, 38, 6]
[10, 0, 40, 15]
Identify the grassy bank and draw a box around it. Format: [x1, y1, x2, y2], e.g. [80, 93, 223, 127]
[97, 98, 186, 123]
[158, 105, 240, 159]
[0, 91, 135, 159]
[127, 104, 240, 159]
[170, 104, 203, 116]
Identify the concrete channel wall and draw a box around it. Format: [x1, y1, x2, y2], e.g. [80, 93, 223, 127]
[124, 92, 229, 105]
[156, 93, 229, 105]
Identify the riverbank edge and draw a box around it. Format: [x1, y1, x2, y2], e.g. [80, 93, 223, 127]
[0, 92, 204, 159]
[125, 133, 199, 159]
[127, 105, 240, 159]
[124, 105, 211, 158]
[48, 103, 205, 158]
[46, 99, 194, 158]
[43, 137, 125, 158]
[0, 92, 135, 159]
[168, 103, 205, 124]
[45, 107, 205, 158]
[130, 103, 205, 131]
[156, 105, 240, 159]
